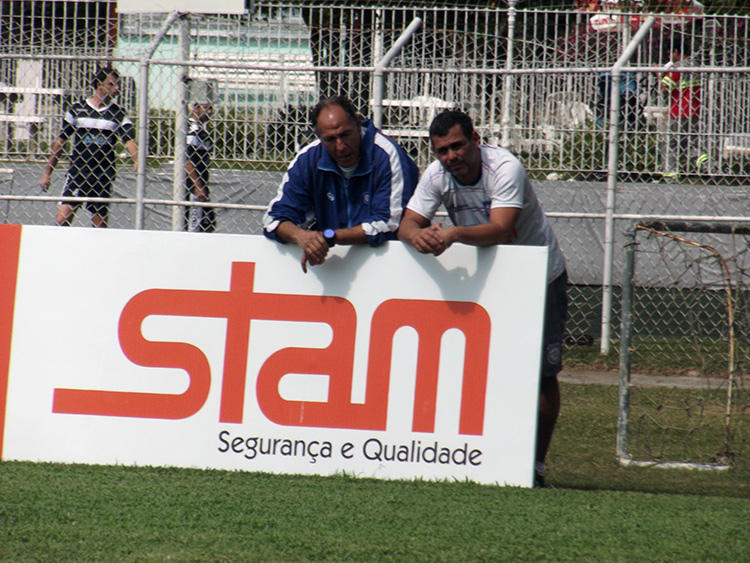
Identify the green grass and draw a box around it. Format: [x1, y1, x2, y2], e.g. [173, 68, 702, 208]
[2, 384, 749, 561]
[553, 385, 749, 495]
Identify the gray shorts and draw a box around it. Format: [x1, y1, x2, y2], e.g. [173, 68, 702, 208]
[541, 269, 568, 378]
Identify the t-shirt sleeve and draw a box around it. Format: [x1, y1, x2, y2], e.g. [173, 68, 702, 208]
[119, 115, 136, 143]
[488, 158, 525, 209]
[406, 163, 444, 221]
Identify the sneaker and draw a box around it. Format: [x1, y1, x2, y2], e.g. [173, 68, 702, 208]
[534, 461, 546, 488]
[564, 333, 594, 347]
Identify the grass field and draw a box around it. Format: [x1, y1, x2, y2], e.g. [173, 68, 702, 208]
[2, 383, 749, 562]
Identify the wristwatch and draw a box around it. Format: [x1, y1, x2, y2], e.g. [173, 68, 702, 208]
[323, 228, 336, 247]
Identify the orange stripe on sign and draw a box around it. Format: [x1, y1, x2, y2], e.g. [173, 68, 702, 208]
[0, 224, 22, 459]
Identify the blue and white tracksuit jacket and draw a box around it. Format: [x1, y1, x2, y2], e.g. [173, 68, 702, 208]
[263, 119, 419, 246]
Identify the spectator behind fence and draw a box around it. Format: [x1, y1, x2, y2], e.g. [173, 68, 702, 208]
[660, 36, 707, 181]
[185, 99, 215, 232]
[594, 71, 642, 129]
[398, 109, 568, 487]
[40, 67, 137, 228]
[263, 96, 419, 273]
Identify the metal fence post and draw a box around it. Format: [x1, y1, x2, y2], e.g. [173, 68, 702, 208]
[372, 17, 422, 129]
[135, 10, 183, 230]
[616, 221, 637, 463]
[600, 15, 655, 354]
[171, 15, 190, 232]
[500, 0, 518, 149]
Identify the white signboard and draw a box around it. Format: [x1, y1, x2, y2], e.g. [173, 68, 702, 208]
[0, 225, 548, 487]
[117, 0, 249, 15]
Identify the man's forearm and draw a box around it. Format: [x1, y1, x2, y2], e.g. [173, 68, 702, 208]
[397, 210, 432, 247]
[397, 220, 421, 247]
[275, 221, 306, 245]
[44, 139, 65, 174]
[446, 207, 521, 248]
[328, 225, 366, 246]
[276, 222, 366, 246]
[447, 223, 512, 247]
[125, 140, 138, 171]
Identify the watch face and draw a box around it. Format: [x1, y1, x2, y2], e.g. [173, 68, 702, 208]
[324, 229, 335, 239]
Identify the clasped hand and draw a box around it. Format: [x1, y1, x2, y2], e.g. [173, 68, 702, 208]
[411, 223, 452, 256]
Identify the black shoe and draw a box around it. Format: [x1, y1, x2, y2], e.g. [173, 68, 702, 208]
[534, 471, 546, 488]
[564, 333, 594, 347]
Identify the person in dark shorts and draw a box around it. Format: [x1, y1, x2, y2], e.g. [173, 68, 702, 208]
[184, 99, 215, 232]
[40, 66, 137, 227]
[399, 109, 568, 487]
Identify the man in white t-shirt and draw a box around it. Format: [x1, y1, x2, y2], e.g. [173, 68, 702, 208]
[399, 110, 567, 487]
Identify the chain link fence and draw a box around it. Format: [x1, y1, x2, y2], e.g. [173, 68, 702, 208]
[617, 221, 750, 467]
[1, 2, 750, 361]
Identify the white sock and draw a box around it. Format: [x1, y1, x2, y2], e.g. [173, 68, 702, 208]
[188, 206, 204, 232]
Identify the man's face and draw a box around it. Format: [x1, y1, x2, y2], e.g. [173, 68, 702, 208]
[316, 105, 362, 168]
[98, 74, 120, 103]
[431, 124, 482, 185]
[193, 103, 213, 122]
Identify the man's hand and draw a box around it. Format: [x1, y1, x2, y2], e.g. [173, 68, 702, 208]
[40, 174, 51, 192]
[399, 209, 452, 256]
[411, 223, 451, 256]
[399, 207, 520, 255]
[295, 229, 330, 273]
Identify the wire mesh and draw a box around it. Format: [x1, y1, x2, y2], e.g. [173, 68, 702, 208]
[617, 222, 750, 466]
[0, 2, 749, 352]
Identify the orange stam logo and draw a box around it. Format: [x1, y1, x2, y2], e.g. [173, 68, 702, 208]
[52, 262, 491, 435]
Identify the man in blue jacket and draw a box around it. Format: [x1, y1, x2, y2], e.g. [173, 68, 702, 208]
[263, 96, 419, 272]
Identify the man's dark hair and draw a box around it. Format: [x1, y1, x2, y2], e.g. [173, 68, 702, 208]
[93, 66, 119, 90]
[669, 35, 691, 57]
[310, 96, 359, 131]
[429, 109, 474, 141]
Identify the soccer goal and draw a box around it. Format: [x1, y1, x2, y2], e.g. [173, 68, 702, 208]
[617, 220, 750, 470]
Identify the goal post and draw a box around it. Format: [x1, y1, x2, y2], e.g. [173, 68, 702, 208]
[617, 220, 750, 471]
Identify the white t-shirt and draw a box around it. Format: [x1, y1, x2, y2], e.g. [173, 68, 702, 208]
[407, 144, 566, 282]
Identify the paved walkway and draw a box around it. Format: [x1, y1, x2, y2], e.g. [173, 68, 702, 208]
[559, 369, 722, 389]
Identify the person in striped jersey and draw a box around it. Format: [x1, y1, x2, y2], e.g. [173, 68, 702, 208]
[41, 67, 137, 228]
[185, 99, 215, 233]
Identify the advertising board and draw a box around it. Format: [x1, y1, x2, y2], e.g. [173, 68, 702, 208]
[0, 225, 548, 486]
[117, 0, 249, 15]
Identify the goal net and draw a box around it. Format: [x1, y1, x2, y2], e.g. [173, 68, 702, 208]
[617, 221, 750, 470]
